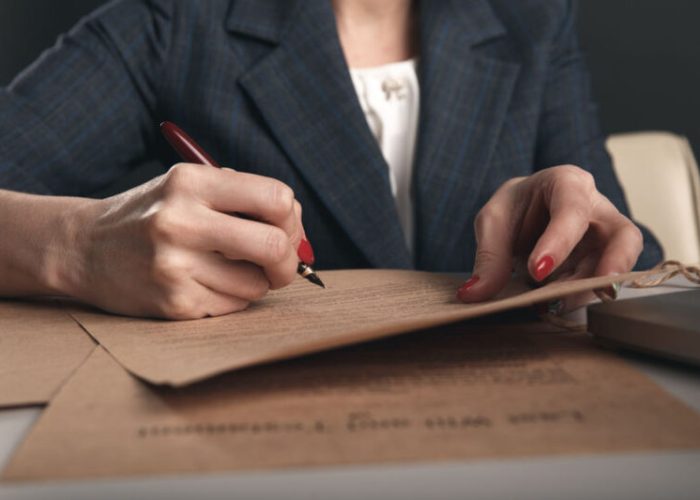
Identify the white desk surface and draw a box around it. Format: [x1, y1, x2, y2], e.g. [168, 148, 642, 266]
[1, 280, 699, 500]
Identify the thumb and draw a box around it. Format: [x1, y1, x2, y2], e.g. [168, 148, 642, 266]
[457, 209, 514, 303]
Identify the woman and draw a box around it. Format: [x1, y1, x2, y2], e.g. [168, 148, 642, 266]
[0, 0, 661, 319]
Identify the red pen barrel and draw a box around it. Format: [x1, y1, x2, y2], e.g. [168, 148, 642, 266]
[160, 121, 220, 167]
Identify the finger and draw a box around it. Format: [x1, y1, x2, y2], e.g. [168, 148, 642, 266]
[196, 288, 252, 318]
[146, 202, 298, 289]
[165, 164, 301, 239]
[206, 170, 300, 239]
[192, 253, 271, 302]
[533, 223, 639, 317]
[593, 221, 644, 277]
[206, 168, 305, 261]
[527, 172, 596, 282]
[534, 253, 600, 315]
[458, 199, 516, 303]
[584, 221, 642, 302]
[153, 280, 250, 320]
[197, 209, 299, 289]
[555, 246, 600, 282]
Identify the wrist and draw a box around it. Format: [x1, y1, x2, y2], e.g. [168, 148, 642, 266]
[41, 197, 100, 297]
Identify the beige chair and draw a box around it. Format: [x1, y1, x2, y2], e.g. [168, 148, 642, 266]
[606, 132, 700, 265]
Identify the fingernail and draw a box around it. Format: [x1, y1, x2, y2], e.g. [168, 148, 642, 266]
[297, 238, 315, 266]
[534, 255, 555, 282]
[456, 275, 480, 302]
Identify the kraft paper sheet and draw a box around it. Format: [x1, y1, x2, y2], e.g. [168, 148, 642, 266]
[71, 268, 662, 386]
[4, 323, 699, 481]
[0, 300, 95, 407]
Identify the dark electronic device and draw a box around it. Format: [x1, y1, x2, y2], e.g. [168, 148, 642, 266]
[588, 289, 700, 365]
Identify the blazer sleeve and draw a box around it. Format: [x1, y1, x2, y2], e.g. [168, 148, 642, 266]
[533, 0, 663, 270]
[0, 0, 172, 196]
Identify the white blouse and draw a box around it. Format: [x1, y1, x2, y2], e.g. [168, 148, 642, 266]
[350, 59, 420, 255]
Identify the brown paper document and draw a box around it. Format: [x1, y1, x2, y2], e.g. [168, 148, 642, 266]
[71, 268, 661, 387]
[5, 324, 699, 481]
[0, 300, 95, 408]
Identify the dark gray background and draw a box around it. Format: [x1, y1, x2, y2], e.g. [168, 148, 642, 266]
[1, 0, 698, 165]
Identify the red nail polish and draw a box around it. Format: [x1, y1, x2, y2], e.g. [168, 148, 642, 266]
[297, 238, 315, 266]
[457, 275, 480, 301]
[534, 255, 554, 282]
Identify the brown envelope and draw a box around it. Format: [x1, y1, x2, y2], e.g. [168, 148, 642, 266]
[0, 300, 95, 408]
[71, 268, 665, 387]
[4, 323, 700, 482]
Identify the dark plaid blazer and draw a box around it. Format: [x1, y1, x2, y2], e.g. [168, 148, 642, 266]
[0, 0, 662, 271]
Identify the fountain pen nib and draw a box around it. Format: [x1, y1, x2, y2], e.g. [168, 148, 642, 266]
[307, 273, 326, 288]
[298, 263, 326, 288]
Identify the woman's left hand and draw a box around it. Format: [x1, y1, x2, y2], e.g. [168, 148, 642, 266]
[456, 165, 644, 312]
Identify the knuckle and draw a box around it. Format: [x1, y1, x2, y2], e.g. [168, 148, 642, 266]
[474, 248, 501, 267]
[263, 227, 291, 263]
[145, 208, 180, 242]
[606, 221, 644, 271]
[623, 223, 644, 250]
[474, 205, 504, 234]
[501, 176, 525, 191]
[570, 203, 592, 224]
[560, 165, 596, 190]
[163, 163, 197, 195]
[559, 216, 590, 251]
[158, 289, 200, 320]
[150, 251, 191, 285]
[266, 180, 295, 218]
[474, 203, 508, 236]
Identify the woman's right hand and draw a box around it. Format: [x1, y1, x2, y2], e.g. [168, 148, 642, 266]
[59, 163, 305, 319]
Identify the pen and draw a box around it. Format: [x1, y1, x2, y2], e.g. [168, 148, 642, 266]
[160, 121, 325, 288]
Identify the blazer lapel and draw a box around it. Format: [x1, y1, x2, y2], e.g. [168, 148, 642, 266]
[230, 0, 412, 269]
[414, 0, 521, 271]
